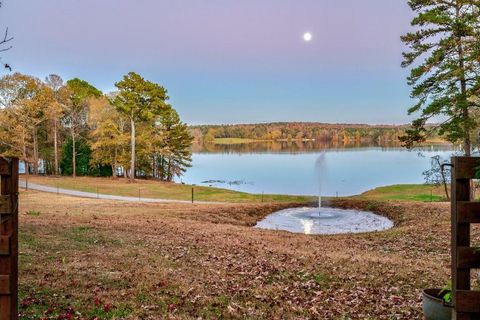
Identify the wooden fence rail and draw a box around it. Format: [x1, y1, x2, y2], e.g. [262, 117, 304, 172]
[0, 157, 18, 320]
[451, 157, 480, 320]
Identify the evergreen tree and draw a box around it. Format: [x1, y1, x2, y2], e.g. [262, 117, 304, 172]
[156, 108, 193, 181]
[65, 78, 102, 177]
[400, 0, 480, 155]
[60, 137, 92, 176]
[114, 72, 169, 182]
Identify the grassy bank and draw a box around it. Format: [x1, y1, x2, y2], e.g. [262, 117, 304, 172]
[23, 175, 453, 204]
[358, 184, 448, 202]
[22, 175, 314, 203]
[18, 190, 460, 319]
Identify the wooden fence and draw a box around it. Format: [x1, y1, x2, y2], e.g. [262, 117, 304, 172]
[0, 157, 18, 320]
[451, 157, 480, 319]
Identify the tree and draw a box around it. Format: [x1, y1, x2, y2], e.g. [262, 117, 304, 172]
[89, 95, 129, 178]
[0, 0, 13, 72]
[65, 78, 102, 177]
[400, 0, 480, 155]
[0, 71, 193, 181]
[0, 73, 48, 174]
[423, 155, 451, 200]
[60, 137, 92, 176]
[45, 74, 68, 175]
[155, 108, 193, 181]
[0, 106, 31, 171]
[28, 83, 54, 174]
[204, 129, 216, 144]
[114, 72, 169, 182]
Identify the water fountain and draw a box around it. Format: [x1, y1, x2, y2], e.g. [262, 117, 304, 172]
[314, 153, 326, 209]
[255, 153, 394, 235]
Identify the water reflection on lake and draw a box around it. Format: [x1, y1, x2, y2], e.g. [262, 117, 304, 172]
[180, 141, 455, 196]
[192, 140, 407, 154]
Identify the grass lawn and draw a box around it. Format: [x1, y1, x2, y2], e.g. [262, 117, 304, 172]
[357, 184, 448, 202]
[22, 175, 314, 203]
[18, 190, 468, 319]
[23, 175, 455, 204]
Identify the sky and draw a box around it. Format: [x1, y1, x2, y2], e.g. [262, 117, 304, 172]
[1, 0, 415, 125]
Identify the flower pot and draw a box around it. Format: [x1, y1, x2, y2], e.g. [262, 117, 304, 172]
[422, 288, 452, 320]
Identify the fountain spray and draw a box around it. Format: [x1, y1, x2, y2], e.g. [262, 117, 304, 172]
[314, 153, 326, 210]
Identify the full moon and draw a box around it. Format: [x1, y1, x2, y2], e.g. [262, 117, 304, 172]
[303, 32, 312, 42]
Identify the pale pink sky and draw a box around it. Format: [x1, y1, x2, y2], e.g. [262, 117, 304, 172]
[1, 0, 415, 125]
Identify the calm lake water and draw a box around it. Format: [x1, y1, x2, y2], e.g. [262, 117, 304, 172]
[180, 142, 455, 196]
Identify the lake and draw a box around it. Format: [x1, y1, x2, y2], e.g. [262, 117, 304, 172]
[179, 141, 455, 196]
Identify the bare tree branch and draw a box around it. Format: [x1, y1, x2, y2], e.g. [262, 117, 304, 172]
[0, 27, 13, 52]
[0, 11, 14, 71]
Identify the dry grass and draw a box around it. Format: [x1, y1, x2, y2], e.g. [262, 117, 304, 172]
[18, 190, 469, 319]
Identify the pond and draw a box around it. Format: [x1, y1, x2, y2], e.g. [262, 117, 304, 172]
[179, 141, 455, 196]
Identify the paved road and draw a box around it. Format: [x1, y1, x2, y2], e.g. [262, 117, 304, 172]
[19, 180, 217, 204]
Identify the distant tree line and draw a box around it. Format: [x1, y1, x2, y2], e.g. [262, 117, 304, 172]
[0, 72, 193, 181]
[190, 122, 413, 145]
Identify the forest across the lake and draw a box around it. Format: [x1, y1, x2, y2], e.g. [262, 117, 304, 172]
[189, 122, 445, 146]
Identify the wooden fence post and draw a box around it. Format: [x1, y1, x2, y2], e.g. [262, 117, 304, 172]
[451, 157, 480, 320]
[0, 157, 19, 320]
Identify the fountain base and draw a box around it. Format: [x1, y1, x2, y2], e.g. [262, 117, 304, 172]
[255, 207, 393, 235]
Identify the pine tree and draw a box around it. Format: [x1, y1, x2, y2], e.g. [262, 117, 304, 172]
[65, 78, 102, 177]
[156, 108, 193, 181]
[400, 0, 480, 155]
[114, 72, 169, 182]
[60, 137, 92, 176]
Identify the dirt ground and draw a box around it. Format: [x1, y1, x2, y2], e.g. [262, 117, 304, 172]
[17, 190, 462, 319]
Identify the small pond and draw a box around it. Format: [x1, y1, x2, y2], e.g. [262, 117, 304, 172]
[255, 207, 394, 235]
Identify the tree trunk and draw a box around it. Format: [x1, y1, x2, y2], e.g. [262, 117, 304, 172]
[72, 129, 76, 177]
[152, 155, 156, 179]
[459, 55, 470, 156]
[32, 126, 39, 175]
[112, 148, 117, 179]
[167, 158, 172, 182]
[159, 156, 164, 181]
[23, 141, 29, 177]
[462, 108, 470, 156]
[130, 114, 135, 182]
[456, 5, 471, 156]
[437, 158, 450, 200]
[54, 119, 59, 175]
